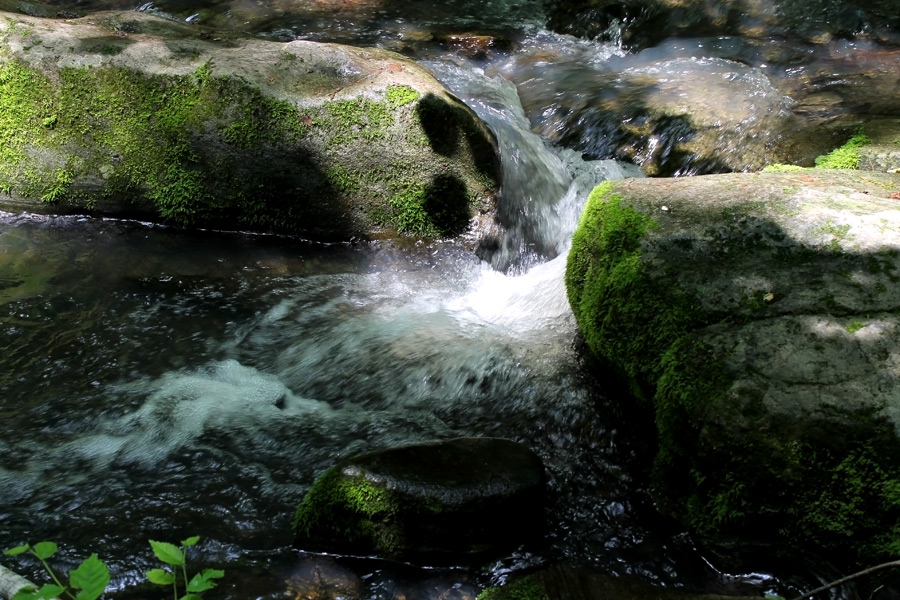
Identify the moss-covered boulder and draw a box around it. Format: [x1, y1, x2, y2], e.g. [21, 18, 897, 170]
[0, 11, 499, 240]
[566, 170, 900, 563]
[292, 438, 546, 562]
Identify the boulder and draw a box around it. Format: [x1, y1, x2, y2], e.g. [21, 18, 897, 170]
[292, 438, 546, 562]
[565, 170, 900, 562]
[513, 39, 900, 176]
[480, 566, 762, 600]
[0, 11, 500, 241]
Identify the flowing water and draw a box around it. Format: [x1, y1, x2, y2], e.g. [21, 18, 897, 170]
[0, 2, 864, 598]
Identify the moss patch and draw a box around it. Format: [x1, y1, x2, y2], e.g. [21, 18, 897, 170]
[386, 84, 420, 108]
[0, 57, 325, 227]
[293, 464, 451, 557]
[815, 129, 871, 169]
[565, 181, 703, 401]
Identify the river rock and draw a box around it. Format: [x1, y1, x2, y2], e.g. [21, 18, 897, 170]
[481, 566, 761, 600]
[292, 437, 546, 562]
[514, 38, 900, 176]
[565, 170, 900, 562]
[0, 11, 500, 241]
[547, 0, 900, 49]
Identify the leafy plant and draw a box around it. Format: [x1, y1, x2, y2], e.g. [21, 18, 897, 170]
[3, 536, 223, 600]
[4, 541, 110, 600]
[147, 537, 224, 600]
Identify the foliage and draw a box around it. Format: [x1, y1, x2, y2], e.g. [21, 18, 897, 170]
[4, 542, 109, 600]
[147, 537, 224, 600]
[3, 537, 222, 600]
[814, 129, 870, 169]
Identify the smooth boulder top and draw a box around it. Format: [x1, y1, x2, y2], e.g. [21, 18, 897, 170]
[341, 436, 546, 502]
[293, 437, 546, 562]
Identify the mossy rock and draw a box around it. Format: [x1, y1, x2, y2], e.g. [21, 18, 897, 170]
[292, 438, 546, 562]
[0, 10, 499, 241]
[566, 171, 900, 564]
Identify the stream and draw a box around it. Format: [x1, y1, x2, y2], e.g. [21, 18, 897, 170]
[0, 1, 869, 598]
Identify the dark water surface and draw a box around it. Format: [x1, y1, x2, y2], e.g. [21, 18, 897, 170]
[0, 211, 679, 598]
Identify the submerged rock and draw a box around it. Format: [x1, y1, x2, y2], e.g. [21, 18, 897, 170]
[481, 566, 761, 600]
[566, 170, 900, 562]
[547, 0, 900, 49]
[0, 11, 499, 241]
[512, 37, 900, 176]
[292, 437, 546, 563]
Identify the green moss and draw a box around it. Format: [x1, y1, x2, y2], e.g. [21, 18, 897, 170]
[0, 58, 323, 228]
[845, 321, 864, 333]
[386, 84, 420, 108]
[293, 465, 444, 556]
[40, 167, 73, 203]
[565, 181, 702, 401]
[324, 167, 360, 194]
[815, 129, 870, 169]
[325, 97, 393, 144]
[477, 575, 548, 600]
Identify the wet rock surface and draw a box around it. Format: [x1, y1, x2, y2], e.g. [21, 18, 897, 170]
[508, 35, 900, 176]
[546, 0, 900, 49]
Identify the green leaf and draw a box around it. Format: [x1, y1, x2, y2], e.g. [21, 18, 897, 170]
[199, 569, 224, 581]
[70, 554, 110, 600]
[180, 536, 200, 548]
[186, 573, 216, 593]
[146, 569, 176, 585]
[149, 540, 185, 567]
[31, 542, 58, 560]
[5, 543, 31, 556]
[10, 585, 38, 600]
[32, 583, 65, 600]
[179, 595, 204, 600]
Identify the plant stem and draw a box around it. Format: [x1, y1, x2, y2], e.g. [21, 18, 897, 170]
[35, 555, 74, 600]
